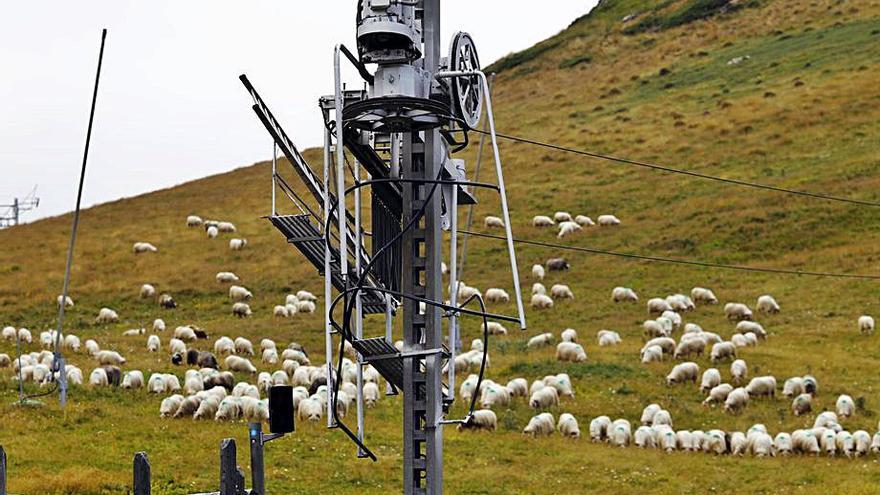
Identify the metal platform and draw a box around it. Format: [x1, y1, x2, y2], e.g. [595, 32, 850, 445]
[267, 214, 389, 315]
[353, 337, 451, 408]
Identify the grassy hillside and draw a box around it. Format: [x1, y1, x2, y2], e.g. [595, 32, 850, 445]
[2, 0, 880, 493]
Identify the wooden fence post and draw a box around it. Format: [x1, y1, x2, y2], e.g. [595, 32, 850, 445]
[133, 452, 150, 495]
[219, 439, 245, 495]
[0, 445, 7, 495]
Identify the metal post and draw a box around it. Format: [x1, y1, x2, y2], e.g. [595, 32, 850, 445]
[249, 423, 265, 495]
[386, 132, 400, 396]
[219, 439, 243, 495]
[133, 452, 150, 495]
[354, 158, 366, 457]
[271, 142, 277, 216]
[448, 185, 459, 392]
[11, 199, 18, 227]
[322, 127, 335, 428]
[0, 445, 6, 495]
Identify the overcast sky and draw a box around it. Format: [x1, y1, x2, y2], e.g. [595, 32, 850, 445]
[0, 1, 597, 222]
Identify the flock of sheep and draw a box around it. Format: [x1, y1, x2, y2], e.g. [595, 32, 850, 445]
[2, 206, 879, 465]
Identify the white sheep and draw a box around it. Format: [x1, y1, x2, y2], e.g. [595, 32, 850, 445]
[589, 416, 611, 442]
[2, 326, 16, 341]
[216, 272, 240, 284]
[89, 368, 109, 387]
[647, 298, 672, 314]
[560, 328, 578, 343]
[703, 384, 733, 406]
[297, 397, 324, 422]
[229, 285, 253, 301]
[872, 433, 880, 454]
[724, 387, 749, 414]
[597, 214, 621, 226]
[235, 337, 254, 356]
[574, 215, 595, 227]
[262, 348, 279, 365]
[666, 294, 695, 312]
[556, 342, 587, 363]
[730, 359, 748, 385]
[550, 284, 574, 300]
[147, 335, 161, 352]
[853, 430, 871, 457]
[612, 287, 638, 303]
[674, 337, 705, 360]
[133, 242, 158, 254]
[152, 319, 166, 332]
[836, 394, 855, 418]
[528, 386, 559, 409]
[57, 295, 75, 308]
[609, 419, 632, 447]
[803, 375, 818, 395]
[484, 288, 510, 304]
[666, 362, 699, 386]
[233, 302, 253, 318]
[217, 221, 236, 233]
[122, 370, 145, 389]
[782, 377, 804, 398]
[724, 302, 753, 321]
[95, 308, 119, 324]
[95, 350, 126, 366]
[169, 338, 187, 356]
[481, 321, 507, 336]
[17, 328, 32, 344]
[700, 368, 721, 394]
[532, 215, 555, 227]
[527, 332, 554, 349]
[532, 283, 547, 296]
[84, 339, 100, 356]
[635, 426, 655, 448]
[229, 238, 248, 251]
[710, 342, 737, 363]
[756, 295, 780, 314]
[206, 226, 219, 239]
[531, 264, 545, 280]
[597, 330, 621, 347]
[296, 290, 317, 302]
[745, 376, 776, 398]
[544, 373, 574, 398]
[690, 287, 718, 305]
[0, 353, 10, 368]
[858, 315, 875, 335]
[640, 404, 661, 425]
[186, 215, 203, 227]
[484, 216, 505, 228]
[642, 337, 676, 355]
[553, 211, 572, 223]
[641, 345, 663, 364]
[140, 284, 156, 298]
[530, 293, 554, 309]
[506, 378, 528, 398]
[480, 382, 511, 410]
[523, 412, 555, 437]
[557, 221, 582, 238]
[458, 409, 497, 432]
[225, 356, 257, 374]
[214, 337, 235, 355]
[459, 374, 479, 402]
[297, 300, 316, 313]
[836, 431, 856, 458]
[63, 334, 80, 352]
[748, 432, 774, 457]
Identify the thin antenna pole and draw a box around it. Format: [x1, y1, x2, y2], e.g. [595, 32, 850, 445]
[53, 28, 108, 408]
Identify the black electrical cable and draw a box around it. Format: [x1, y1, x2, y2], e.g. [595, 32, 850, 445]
[476, 129, 880, 209]
[460, 230, 880, 281]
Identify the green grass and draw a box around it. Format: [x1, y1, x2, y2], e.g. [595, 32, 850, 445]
[2, 0, 880, 493]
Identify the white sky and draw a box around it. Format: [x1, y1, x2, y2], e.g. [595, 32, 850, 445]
[0, 1, 597, 222]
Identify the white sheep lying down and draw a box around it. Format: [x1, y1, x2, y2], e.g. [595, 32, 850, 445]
[133, 242, 158, 254]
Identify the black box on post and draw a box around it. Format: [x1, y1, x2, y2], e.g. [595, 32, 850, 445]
[268, 385, 295, 434]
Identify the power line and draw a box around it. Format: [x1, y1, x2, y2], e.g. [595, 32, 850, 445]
[460, 230, 880, 281]
[474, 129, 880, 208]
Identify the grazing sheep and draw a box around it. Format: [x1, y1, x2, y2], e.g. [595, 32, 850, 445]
[63, 334, 80, 352]
[169, 338, 187, 356]
[589, 416, 611, 442]
[661, 310, 682, 330]
[194, 395, 222, 420]
[186, 215, 203, 227]
[235, 337, 255, 356]
[17, 328, 32, 344]
[836, 431, 856, 458]
[782, 377, 804, 398]
[458, 409, 497, 432]
[362, 382, 381, 408]
[724, 303, 753, 322]
[206, 226, 219, 239]
[484, 216, 505, 228]
[544, 373, 574, 398]
[225, 356, 257, 374]
[609, 419, 632, 447]
[710, 342, 737, 363]
[745, 376, 777, 398]
[643, 337, 676, 356]
[160, 394, 185, 417]
[122, 328, 146, 337]
[506, 378, 528, 398]
[484, 288, 510, 304]
[647, 298, 672, 315]
[140, 284, 156, 298]
[666, 362, 699, 386]
[2, 326, 16, 341]
[532, 283, 547, 296]
[95, 308, 119, 324]
[89, 368, 109, 387]
[527, 333, 554, 349]
[690, 287, 718, 305]
[523, 412, 556, 437]
[216, 272, 240, 283]
[133, 242, 158, 254]
[122, 371, 145, 389]
[459, 374, 480, 402]
[836, 394, 855, 418]
[703, 384, 734, 406]
[612, 287, 638, 303]
[545, 258, 570, 271]
[802, 375, 818, 395]
[853, 430, 871, 457]
[749, 432, 775, 457]
[858, 315, 875, 335]
[481, 321, 507, 336]
[153, 319, 166, 332]
[730, 333, 748, 348]
[557, 221, 582, 238]
[480, 382, 512, 410]
[640, 404, 661, 425]
[83, 339, 100, 357]
[262, 348, 279, 365]
[872, 433, 880, 454]
[95, 350, 126, 366]
[187, 350, 219, 369]
[556, 342, 587, 363]
[214, 337, 235, 355]
[819, 430, 838, 457]
[531, 264, 545, 280]
[273, 305, 291, 318]
[560, 328, 578, 343]
[641, 345, 663, 364]
[574, 215, 594, 227]
[736, 321, 767, 341]
[297, 397, 324, 422]
[756, 295, 780, 314]
[704, 430, 727, 455]
[229, 285, 253, 301]
[0, 354, 10, 368]
[674, 337, 706, 360]
[57, 295, 75, 308]
[700, 369, 722, 394]
[597, 215, 620, 226]
[173, 326, 197, 342]
[147, 335, 161, 352]
[232, 302, 253, 318]
[550, 284, 574, 300]
[217, 222, 236, 233]
[728, 432, 747, 456]
[731, 359, 748, 385]
[635, 426, 655, 448]
[528, 386, 559, 409]
[229, 238, 248, 251]
[666, 294, 695, 312]
[724, 387, 749, 414]
[532, 215, 555, 227]
[531, 294, 554, 309]
[773, 432, 793, 456]
[158, 294, 177, 309]
[553, 211, 572, 223]
[296, 290, 317, 302]
[597, 330, 621, 347]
